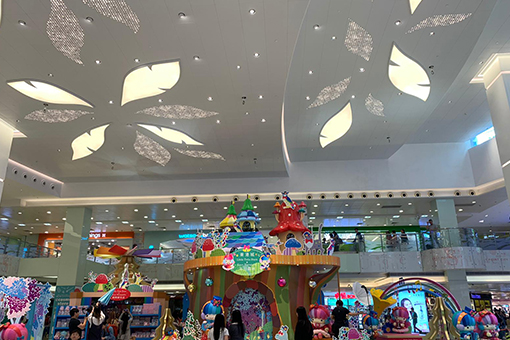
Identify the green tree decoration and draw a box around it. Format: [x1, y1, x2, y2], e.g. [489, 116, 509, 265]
[183, 311, 202, 340]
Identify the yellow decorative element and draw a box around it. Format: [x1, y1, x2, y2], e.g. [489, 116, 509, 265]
[71, 124, 109, 160]
[319, 102, 352, 148]
[424, 297, 459, 340]
[409, 0, 423, 14]
[138, 124, 203, 146]
[371, 288, 397, 318]
[388, 44, 430, 101]
[154, 308, 177, 340]
[121, 60, 180, 106]
[7, 80, 93, 107]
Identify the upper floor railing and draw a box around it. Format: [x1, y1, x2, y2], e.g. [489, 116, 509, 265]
[0, 236, 61, 258]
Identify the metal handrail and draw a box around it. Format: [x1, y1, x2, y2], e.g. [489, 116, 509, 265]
[0, 235, 61, 258]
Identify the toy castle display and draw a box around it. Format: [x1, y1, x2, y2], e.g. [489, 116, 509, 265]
[184, 192, 340, 340]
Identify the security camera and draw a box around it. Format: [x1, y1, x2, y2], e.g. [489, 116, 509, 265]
[334, 193, 340, 199]
[414, 192, 421, 197]
[374, 193, 380, 198]
[171, 197, 177, 203]
[348, 193, 354, 199]
[401, 192, 407, 198]
[320, 194, 326, 199]
[191, 197, 198, 203]
[469, 190, 476, 196]
[428, 191, 434, 197]
[454, 191, 461, 196]
[306, 194, 313, 200]
[254, 195, 260, 201]
[361, 193, 367, 199]
[387, 192, 394, 198]
[212, 196, 218, 202]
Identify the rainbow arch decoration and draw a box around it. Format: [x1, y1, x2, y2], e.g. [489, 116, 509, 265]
[374, 277, 460, 316]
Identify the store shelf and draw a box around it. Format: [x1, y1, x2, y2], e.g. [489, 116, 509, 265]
[132, 314, 160, 317]
[130, 326, 158, 329]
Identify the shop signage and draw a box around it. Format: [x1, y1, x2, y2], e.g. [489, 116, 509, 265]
[178, 233, 197, 239]
[222, 247, 270, 277]
[111, 288, 131, 301]
[470, 292, 492, 311]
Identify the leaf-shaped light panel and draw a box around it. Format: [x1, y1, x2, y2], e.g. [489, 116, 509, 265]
[409, 0, 423, 14]
[83, 0, 140, 33]
[25, 109, 93, 123]
[134, 132, 171, 166]
[137, 124, 203, 146]
[71, 124, 109, 160]
[344, 19, 373, 61]
[121, 60, 180, 106]
[136, 105, 219, 119]
[365, 94, 384, 117]
[388, 44, 430, 101]
[406, 13, 472, 34]
[173, 148, 225, 161]
[47, 0, 84, 65]
[308, 77, 351, 109]
[319, 102, 352, 148]
[7, 80, 93, 107]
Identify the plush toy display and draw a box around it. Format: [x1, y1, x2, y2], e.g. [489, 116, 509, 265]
[309, 305, 331, 339]
[453, 309, 479, 340]
[474, 310, 499, 340]
[386, 307, 411, 333]
[362, 311, 380, 334]
[0, 324, 29, 340]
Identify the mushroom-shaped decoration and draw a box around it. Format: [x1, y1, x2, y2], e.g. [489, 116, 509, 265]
[298, 202, 307, 219]
[270, 192, 310, 251]
[284, 238, 302, 255]
[95, 274, 109, 291]
[220, 203, 238, 231]
[202, 239, 215, 257]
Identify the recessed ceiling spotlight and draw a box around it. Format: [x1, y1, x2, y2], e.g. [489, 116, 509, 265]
[359, 67, 365, 73]
[331, 36, 336, 40]
[472, 200, 476, 204]
[48, 73, 54, 77]
[398, 92, 402, 96]
[251, 143, 254, 147]
[144, 215, 148, 218]
[18, 20, 27, 26]
[306, 96, 310, 100]
[479, 220, 484, 223]
[134, 209, 138, 212]
[308, 70, 313, 75]
[172, 215, 176, 218]
[207, 96, 213, 101]
[236, 65, 241, 69]
[408, 202, 412, 205]
[313, 24, 320, 30]
[429, 31, 435, 36]
[193, 55, 200, 61]
[254, 52, 260, 58]
[258, 95, 263, 99]
[199, 214, 204, 217]
[249, 9, 256, 15]
[164, 208, 168, 211]
[172, 121, 176, 125]
[108, 100, 113, 104]
[395, 20, 402, 26]
[95, 60, 101, 65]
[85, 16, 94, 23]
[261, 118, 266, 123]
[178, 12, 186, 19]
[485, 214, 489, 217]
[18, 211, 22, 215]
[458, 208, 463, 212]
[245, 112, 249, 115]
[158, 99, 163, 103]
[399, 210, 404, 213]
[479, 61, 484, 65]
[193, 207, 198, 210]
[351, 95, 355, 99]
[216, 119, 220, 124]
[47, 211, 51, 214]
[134, 58, 140, 63]
[345, 204, 349, 207]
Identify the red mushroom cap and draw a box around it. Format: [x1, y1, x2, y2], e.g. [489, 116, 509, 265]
[95, 274, 108, 284]
[298, 201, 306, 207]
[269, 208, 311, 236]
[202, 239, 215, 251]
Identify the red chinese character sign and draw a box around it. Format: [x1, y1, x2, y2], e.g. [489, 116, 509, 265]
[111, 288, 131, 301]
[222, 246, 270, 278]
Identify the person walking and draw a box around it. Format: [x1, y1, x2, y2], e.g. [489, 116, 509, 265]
[208, 315, 229, 340]
[87, 302, 105, 340]
[410, 308, 421, 333]
[295, 307, 313, 340]
[228, 310, 245, 340]
[332, 301, 359, 338]
[354, 229, 364, 253]
[426, 219, 439, 248]
[118, 309, 132, 340]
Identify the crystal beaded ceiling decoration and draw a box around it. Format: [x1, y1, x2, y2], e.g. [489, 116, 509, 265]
[47, 0, 85, 65]
[344, 19, 373, 61]
[319, 102, 353, 148]
[136, 105, 219, 119]
[173, 148, 225, 161]
[308, 77, 351, 109]
[71, 124, 110, 160]
[365, 94, 384, 117]
[406, 14, 472, 34]
[134, 132, 171, 166]
[25, 109, 93, 123]
[83, 0, 140, 33]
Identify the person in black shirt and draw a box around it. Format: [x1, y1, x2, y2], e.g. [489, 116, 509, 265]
[295, 306, 313, 340]
[228, 310, 245, 340]
[331, 300, 359, 337]
[69, 308, 86, 338]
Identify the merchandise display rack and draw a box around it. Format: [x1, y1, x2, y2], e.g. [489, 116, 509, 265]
[130, 304, 162, 340]
[52, 306, 89, 340]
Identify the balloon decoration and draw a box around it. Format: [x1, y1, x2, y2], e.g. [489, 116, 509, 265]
[188, 284, 196, 293]
[309, 280, 317, 288]
[277, 278, 287, 287]
[205, 278, 213, 287]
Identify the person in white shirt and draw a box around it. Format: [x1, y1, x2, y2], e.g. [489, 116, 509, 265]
[208, 314, 229, 340]
[87, 302, 106, 340]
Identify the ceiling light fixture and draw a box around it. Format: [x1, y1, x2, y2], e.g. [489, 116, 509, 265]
[8, 80, 94, 107]
[351, 95, 355, 99]
[319, 102, 352, 148]
[193, 207, 198, 210]
[306, 96, 310, 100]
[313, 24, 320, 30]
[249, 9, 256, 15]
[144, 215, 148, 218]
[332, 36, 336, 40]
[395, 20, 402, 26]
[158, 99, 163, 103]
[164, 208, 168, 211]
[95, 60, 101, 65]
[308, 70, 313, 75]
[236, 65, 241, 69]
[207, 96, 213, 101]
[48, 73, 54, 77]
[199, 214, 204, 217]
[193, 55, 200, 61]
[429, 31, 435, 36]
[108, 100, 113, 104]
[261, 118, 266, 123]
[258, 95, 263, 99]
[254, 52, 260, 58]
[178, 12, 186, 19]
[85, 17, 94, 23]
[134, 209, 138, 212]
[359, 67, 365, 73]
[47, 211, 51, 214]
[18, 20, 27, 26]
[134, 58, 140, 63]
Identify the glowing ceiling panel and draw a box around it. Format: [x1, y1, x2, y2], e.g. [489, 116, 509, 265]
[71, 124, 109, 160]
[388, 44, 430, 101]
[409, 0, 423, 14]
[121, 60, 180, 106]
[7, 80, 93, 107]
[137, 124, 203, 146]
[319, 102, 352, 148]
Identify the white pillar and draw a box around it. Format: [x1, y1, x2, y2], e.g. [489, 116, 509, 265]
[444, 269, 471, 310]
[431, 199, 461, 247]
[0, 119, 14, 203]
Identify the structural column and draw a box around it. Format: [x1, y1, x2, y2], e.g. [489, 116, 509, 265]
[0, 119, 14, 203]
[56, 207, 92, 286]
[474, 54, 510, 200]
[444, 269, 471, 309]
[431, 198, 461, 247]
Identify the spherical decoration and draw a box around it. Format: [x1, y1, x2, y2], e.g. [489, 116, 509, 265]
[205, 278, 213, 287]
[188, 284, 196, 293]
[277, 278, 287, 287]
[309, 279, 317, 288]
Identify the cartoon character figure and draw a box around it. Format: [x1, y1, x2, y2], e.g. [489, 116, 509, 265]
[162, 329, 179, 340]
[453, 309, 479, 340]
[259, 254, 271, 271]
[222, 254, 235, 271]
[309, 305, 331, 339]
[475, 310, 499, 340]
[303, 231, 314, 252]
[362, 311, 380, 335]
[201, 296, 224, 332]
[389, 307, 411, 333]
[337, 327, 370, 340]
[275, 326, 289, 340]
